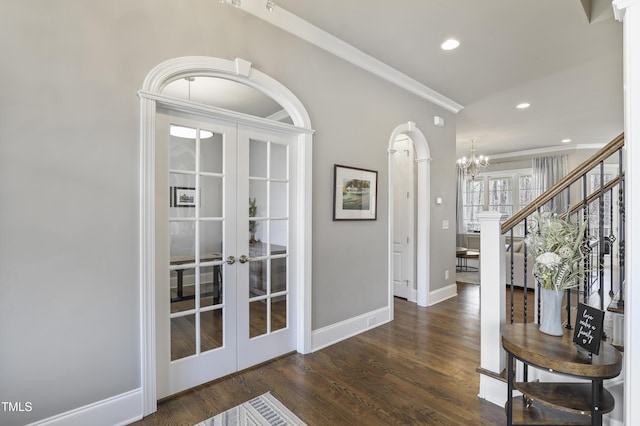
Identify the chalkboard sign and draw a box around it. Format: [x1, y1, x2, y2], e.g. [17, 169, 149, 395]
[573, 303, 605, 355]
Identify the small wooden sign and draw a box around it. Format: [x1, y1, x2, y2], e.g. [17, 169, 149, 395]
[573, 303, 605, 355]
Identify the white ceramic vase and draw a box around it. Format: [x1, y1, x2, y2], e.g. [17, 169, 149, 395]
[539, 287, 564, 336]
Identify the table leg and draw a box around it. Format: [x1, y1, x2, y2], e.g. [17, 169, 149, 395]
[507, 353, 514, 426]
[177, 269, 184, 298]
[592, 379, 602, 426]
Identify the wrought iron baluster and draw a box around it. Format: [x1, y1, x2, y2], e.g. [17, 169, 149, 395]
[509, 227, 515, 324]
[598, 161, 605, 311]
[609, 188, 615, 298]
[618, 148, 625, 308]
[523, 217, 528, 323]
[582, 174, 589, 303]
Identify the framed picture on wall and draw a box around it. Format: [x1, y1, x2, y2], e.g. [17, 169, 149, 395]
[171, 186, 196, 207]
[333, 164, 378, 220]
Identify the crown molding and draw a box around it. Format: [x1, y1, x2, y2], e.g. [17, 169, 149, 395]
[613, 0, 640, 20]
[225, 0, 463, 113]
[488, 143, 605, 160]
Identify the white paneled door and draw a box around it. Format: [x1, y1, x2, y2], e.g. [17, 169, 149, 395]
[391, 139, 415, 300]
[155, 110, 297, 398]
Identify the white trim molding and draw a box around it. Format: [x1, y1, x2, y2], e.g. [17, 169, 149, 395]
[614, 1, 640, 424]
[138, 56, 314, 416]
[613, 0, 640, 20]
[387, 122, 431, 309]
[24, 389, 142, 426]
[311, 307, 391, 352]
[221, 1, 463, 114]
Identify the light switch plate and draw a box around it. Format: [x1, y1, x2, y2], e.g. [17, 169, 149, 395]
[443, 220, 449, 229]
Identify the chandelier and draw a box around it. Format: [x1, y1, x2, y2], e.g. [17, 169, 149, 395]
[457, 139, 489, 179]
[221, 0, 275, 11]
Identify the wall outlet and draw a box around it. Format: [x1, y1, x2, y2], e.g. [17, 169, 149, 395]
[445, 270, 450, 280]
[443, 220, 449, 229]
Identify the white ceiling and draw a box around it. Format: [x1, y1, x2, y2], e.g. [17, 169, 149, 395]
[267, 0, 624, 157]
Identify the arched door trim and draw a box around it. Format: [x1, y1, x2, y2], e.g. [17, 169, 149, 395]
[138, 56, 313, 415]
[387, 122, 431, 311]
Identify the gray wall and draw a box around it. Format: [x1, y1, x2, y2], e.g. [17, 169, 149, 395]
[0, 1, 456, 423]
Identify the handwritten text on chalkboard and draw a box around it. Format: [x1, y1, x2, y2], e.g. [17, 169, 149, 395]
[572, 303, 605, 355]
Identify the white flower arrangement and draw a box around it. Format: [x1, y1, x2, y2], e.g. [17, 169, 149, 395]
[524, 210, 590, 291]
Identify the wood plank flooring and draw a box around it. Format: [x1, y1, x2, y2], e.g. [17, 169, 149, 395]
[132, 283, 506, 425]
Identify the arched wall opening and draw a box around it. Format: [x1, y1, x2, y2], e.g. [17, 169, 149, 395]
[387, 122, 431, 310]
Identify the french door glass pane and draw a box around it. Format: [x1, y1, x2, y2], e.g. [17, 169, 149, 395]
[271, 298, 286, 332]
[270, 143, 288, 180]
[199, 221, 223, 262]
[170, 174, 196, 217]
[170, 267, 196, 313]
[170, 129, 196, 171]
[249, 139, 268, 178]
[249, 301, 267, 339]
[170, 222, 195, 258]
[200, 309, 223, 353]
[199, 265, 221, 308]
[201, 176, 223, 217]
[249, 180, 268, 217]
[270, 182, 288, 217]
[200, 133, 223, 174]
[171, 314, 196, 361]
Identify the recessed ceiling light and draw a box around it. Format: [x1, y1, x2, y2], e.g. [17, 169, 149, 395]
[441, 39, 460, 51]
[561, 139, 572, 143]
[516, 102, 531, 109]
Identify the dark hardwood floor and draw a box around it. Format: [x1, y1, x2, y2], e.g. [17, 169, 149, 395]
[132, 282, 507, 425]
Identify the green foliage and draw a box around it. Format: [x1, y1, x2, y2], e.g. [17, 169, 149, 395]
[524, 210, 590, 291]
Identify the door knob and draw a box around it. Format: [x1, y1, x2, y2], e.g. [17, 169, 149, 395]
[226, 256, 236, 265]
[239, 255, 249, 264]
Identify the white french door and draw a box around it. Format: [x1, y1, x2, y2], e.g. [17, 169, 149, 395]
[155, 109, 297, 398]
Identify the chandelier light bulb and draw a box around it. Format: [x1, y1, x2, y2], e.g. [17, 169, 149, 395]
[266, 0, 275, 11]
[457, 140, 489, 179]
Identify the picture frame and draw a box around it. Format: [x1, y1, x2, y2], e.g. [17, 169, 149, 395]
[171, 186, 196, 207]
[333, 164, 378, 220]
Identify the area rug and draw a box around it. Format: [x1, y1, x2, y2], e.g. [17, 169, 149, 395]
[456, 270, 480, 285]
[456, 258, 480, 285]
[195, 392, 307, 426]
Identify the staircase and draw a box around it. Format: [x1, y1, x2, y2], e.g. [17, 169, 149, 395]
[476, 133, 626, 419]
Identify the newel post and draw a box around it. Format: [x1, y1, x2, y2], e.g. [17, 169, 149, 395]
[477, 211, 507, 404]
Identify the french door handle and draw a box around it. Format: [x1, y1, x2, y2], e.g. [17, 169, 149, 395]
[226, 256, 236, 265]
[238, 255, 249, 264]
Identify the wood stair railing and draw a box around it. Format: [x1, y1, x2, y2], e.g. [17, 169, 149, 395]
[501, 132, 624, 234]
[500, 132, 625, 350]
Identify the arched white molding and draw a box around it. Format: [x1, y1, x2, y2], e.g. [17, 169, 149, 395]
[138, 56, 313, 416]
[387, 122, 431, 309]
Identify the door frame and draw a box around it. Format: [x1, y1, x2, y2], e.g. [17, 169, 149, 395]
[387, 122, 431, 310]
[138, 56, 314, 415]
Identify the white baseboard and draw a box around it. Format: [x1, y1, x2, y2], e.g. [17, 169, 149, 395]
[478, 374, 507, 407]
[25, 388, 142, 426]
[311, 306, 391, 352]
[428, 283, 457, 306]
